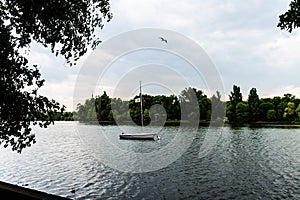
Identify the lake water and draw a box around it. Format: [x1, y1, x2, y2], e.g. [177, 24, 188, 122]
[0, 122, 299, 199]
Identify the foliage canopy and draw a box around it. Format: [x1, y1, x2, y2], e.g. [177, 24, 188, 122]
[278, 0, 300, 32]
[0, 0, 112, 152]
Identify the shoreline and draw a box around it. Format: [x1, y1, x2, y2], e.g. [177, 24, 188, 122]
[78, 120, 300, 127]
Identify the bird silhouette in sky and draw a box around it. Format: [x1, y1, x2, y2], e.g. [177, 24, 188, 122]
[159, 37, 167, 43]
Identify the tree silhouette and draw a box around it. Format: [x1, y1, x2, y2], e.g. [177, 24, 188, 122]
[0, 0, 112, 152]
[227, 85, 243, 123]
[248, 88, 260, 122]
[278, 0, 300, 32]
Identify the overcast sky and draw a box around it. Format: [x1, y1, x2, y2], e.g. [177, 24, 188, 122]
[28, 0, 300, 111]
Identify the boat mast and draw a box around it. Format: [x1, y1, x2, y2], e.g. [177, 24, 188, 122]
[140, 81, 144, 127]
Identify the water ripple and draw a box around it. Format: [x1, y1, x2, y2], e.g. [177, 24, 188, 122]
[0, 122, 300, 199]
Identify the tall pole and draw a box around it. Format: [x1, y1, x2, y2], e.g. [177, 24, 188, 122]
[140, 81, 144, 127]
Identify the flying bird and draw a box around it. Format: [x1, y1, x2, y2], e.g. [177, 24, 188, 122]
[159, 37, 167, 43]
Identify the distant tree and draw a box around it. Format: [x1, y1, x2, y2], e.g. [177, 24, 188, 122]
[0, 0, 112, 152]
[227, 85, 243, 123]
[278, 94, 296, 121]
[111, 98, 129, 123]
[194, 89, 211, 120]
[282, 94, 296, 103]
[295, 104, 300, 120]
[48, 111, 74, 121]
[151, 95, 179, 121]
[74, 103, 85, 121]
[248, 88, 260, 122]
[179, 87, 210, 122]
[258, 100, 274, 121]
[278, 0, 300, 32]
[211, 91, 225, 123]
[272, 96, 283, 121]
[179, 87, 199, 121]
[128, 94, 153, 125]
[277, 102, 287, 122]
[62, 112, 74, 121]
[149, 105, 167, 125]
[143, 109, 150, 124]
[95, 91, 111, 121]
[236, 102, 249, 123]
[107, 110, 114, 121]
[266, 109, 277, 121]
[75, 98, 97, 122]
[166, 95, 180, 120]
[283, 102, 296, 122]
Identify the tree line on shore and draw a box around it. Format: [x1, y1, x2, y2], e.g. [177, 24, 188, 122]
[74, 87, 218, 125]
[71, 85, 300, 125]
[227, 85, 300, 123]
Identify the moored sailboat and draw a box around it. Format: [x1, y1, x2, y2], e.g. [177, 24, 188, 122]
[119, 81, 159, 140]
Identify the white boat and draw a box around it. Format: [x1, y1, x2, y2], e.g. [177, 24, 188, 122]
[119, 133, 159, 140]
[119, 81, 159, 141]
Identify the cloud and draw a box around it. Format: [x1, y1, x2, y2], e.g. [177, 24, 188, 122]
[75, 28, 225, 102]
[38, 75, 78, 111]
[263, 85, 300, 98]
[29, 42, 80, 82]
[27, 0, 300, 110]
[101, 0, 299, 99]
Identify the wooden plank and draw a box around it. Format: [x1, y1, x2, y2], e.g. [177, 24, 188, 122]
[0, 181, 70, 200]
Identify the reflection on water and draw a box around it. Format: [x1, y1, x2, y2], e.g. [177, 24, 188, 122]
[0, 122, 299, 199]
